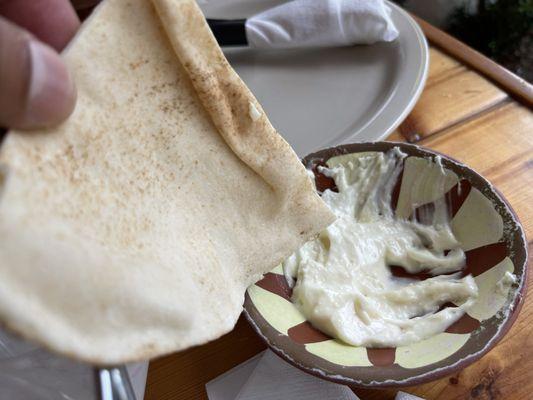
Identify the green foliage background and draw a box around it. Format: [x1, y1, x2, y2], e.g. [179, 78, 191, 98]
[395, 0, 533, 82]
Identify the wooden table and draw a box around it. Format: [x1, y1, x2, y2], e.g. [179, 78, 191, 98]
[145, 20, 533, 400]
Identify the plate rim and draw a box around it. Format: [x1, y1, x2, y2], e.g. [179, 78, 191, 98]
[201, 0, 429, 150]
[329, 0, 429, 147]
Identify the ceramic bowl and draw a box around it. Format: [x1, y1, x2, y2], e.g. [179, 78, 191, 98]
[243, 142, 528, 388]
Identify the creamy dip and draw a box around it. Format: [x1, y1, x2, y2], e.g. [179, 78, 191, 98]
[283, 148, 479, 347]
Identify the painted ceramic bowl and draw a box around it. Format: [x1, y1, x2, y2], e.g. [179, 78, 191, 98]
[243, 142, 528, 388]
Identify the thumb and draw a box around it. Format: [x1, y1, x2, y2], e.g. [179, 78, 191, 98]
[0, 17, 76, 130]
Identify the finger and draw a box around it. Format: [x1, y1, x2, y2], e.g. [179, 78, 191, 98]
[0, 17, 76, 130]
[0, 0, 80, 51]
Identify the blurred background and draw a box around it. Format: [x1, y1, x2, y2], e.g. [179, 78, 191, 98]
[394, 0, 532, 82]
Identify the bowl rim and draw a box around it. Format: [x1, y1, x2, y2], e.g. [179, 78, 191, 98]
[243, 141, 529, 388]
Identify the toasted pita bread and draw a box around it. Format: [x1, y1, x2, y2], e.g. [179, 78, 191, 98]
[0, 0, 333, 364]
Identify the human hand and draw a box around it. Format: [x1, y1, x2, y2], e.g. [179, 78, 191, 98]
[0, 0, 80, 130]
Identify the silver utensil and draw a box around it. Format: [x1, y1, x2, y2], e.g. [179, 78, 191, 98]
[98, 366, 137, 400]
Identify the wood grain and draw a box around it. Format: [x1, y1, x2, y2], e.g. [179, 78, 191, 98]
[398, 70, 507, 142]
[421, 102, 533, 238]
[426, 48, 463, 87]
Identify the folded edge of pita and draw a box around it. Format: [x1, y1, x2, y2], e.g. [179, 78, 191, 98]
[0, 0, 334, 364]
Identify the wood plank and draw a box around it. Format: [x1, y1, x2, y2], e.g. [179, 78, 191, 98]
[420, 102, 532, 172]
[490, 159, 533, 240]
[414, 15, 533, 108]
[420, 102, 533, 238]
[145, 316, 266, 400]
[398, 70, 507, 142]
[426, 47, 464, 87]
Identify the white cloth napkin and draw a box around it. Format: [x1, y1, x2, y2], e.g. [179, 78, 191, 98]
[207, 350, 359, 400]
[245, 0, 399, 49]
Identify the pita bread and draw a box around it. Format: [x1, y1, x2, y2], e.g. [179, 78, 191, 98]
[0, 0, 333, 364]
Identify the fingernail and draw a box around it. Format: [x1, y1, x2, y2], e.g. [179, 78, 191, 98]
[26, 40, 76, 128]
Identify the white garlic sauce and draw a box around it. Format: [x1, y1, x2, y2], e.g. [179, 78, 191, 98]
[283, 148, 478, 347]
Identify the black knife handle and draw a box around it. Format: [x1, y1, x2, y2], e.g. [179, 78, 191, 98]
[207, 19, 248, 46]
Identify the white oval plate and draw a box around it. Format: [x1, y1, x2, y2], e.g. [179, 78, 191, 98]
[200, 0, 429, 156]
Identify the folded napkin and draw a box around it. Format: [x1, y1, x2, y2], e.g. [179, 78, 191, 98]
[207, 350, 359, 400]
[245, 0, 399, 49]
